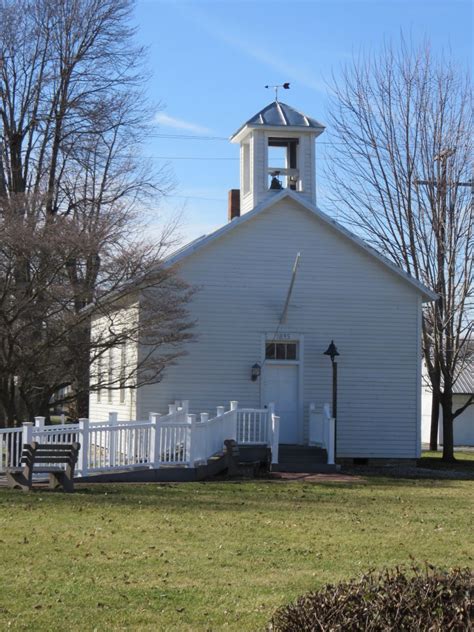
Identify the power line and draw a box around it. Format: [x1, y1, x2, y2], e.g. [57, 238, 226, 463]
[144, 155, 238, 161]
[150, 133, 228, 141]
[166, 194, 226, 202]
[143, 154, 331, 161]
[149, 132, 344, 146]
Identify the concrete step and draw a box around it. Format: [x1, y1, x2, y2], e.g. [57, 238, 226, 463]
[196, 451, 228, 480]
[279, 460, 328, 467]
[278, 446, 327, 465]
[274, 445, 332, 472]
[278, 451, 327, 458]
[279, 444, 326, 453]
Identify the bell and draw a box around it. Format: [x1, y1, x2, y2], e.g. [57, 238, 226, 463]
[270, 176, 282, 190]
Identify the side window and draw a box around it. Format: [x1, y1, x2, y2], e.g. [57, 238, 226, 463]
[107, 348, 113, 404]
[119, 344, 126, 404]
[97, 354, 104, 403]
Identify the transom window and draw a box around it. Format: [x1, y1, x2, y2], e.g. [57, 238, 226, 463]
[265, 341, 298, 361]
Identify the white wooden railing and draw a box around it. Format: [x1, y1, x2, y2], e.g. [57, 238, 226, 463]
[191, 402, 238, 465]
[237, 408, 269, 444]
[308, 402, 335, 465]
[0, 426, 22, 471]
[0, 400, 281, 475]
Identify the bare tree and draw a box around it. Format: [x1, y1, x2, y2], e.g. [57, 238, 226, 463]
[0, 0, 193, 425]
[326, 38, 473, 461]
[0, 202, 194, 425]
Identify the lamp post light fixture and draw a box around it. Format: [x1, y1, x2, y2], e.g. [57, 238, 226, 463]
[323, 340, 340, 460]
[251, 363, 261, 382]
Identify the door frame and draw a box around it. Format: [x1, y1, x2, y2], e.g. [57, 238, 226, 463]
[260, 333, 304, 445]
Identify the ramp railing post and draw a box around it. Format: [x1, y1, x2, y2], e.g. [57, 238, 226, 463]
[78, 418, 89, 477]
[230, 401, 238, 441]
[22, 422, 33, 447]
[271, 414, 280, 465]
[108, 412, 118, 468]
[149, 413, 161, 469]
[188, 414, 197, 466]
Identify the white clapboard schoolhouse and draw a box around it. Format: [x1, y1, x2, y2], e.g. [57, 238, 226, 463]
[89, 100, 436, 466]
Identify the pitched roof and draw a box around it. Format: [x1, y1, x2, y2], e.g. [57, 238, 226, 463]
[454, 343, 474, 394]
[454, 360, 474, 394]
[165, 189, 438, 302]
[231, 101, 325, 140]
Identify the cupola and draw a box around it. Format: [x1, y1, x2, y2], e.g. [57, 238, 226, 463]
[230, 101, 325, 214]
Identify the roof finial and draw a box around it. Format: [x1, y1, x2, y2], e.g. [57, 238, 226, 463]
[265, 82, 290, 102]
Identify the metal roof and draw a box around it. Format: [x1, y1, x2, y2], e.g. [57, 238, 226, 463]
[231, 101, 325, 139]
[454, 358, 474, 394]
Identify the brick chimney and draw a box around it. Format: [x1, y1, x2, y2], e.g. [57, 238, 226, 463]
[228, 189, 240, 221]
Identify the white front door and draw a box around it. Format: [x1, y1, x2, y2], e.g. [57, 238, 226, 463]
[262, 364, 299, 444]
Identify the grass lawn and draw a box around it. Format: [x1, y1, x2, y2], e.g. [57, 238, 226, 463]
[0, 477, 472, 631]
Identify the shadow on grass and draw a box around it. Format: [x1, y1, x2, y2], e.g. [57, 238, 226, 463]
[341, 462, 474, 483]
[418, 457, 474, 471]
[0, 474, 468, 514]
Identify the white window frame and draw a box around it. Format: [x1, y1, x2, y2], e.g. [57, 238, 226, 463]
[107, 348, 113, 404]
[119, 344, 126, 404]
[97, 354, 104, 403]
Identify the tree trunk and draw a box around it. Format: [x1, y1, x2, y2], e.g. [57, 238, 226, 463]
[429, 389, 440, 451]
[70, 321, 92, 419]
[441, 395, 455, 462]
[0, 377, 19, 427]
[76, 389, 90, 419]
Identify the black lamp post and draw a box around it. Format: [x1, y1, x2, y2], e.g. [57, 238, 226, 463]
[323, 340, 340, 459]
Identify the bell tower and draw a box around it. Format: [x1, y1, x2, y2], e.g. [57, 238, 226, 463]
[230, 101, 325, 214]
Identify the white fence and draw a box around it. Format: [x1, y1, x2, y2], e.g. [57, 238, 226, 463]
[237, 409, 269, 444]
[0, 400, 281, 477]
[0, 427, 22, 471]
[308, 402, 336, 465]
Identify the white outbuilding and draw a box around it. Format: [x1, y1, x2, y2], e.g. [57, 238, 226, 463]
[89, 101, 436, 465]
[421, 356, 474, 447]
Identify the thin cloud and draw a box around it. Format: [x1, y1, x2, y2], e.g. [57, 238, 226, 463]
[155, 112, 212, 134]
[177, 5, 326, 94]
[218, 32, 326, 94]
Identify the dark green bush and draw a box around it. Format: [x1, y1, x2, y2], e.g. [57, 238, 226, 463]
[269, 566, 473, 631]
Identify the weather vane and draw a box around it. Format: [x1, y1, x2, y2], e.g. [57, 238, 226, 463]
[265, 82, 290, 101]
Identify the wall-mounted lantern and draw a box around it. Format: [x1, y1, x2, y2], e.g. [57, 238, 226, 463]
[251, 363, 261, 381]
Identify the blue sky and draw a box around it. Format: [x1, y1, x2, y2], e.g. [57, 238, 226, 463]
[134, 0, 472, 243]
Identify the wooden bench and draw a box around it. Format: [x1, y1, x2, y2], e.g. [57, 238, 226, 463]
[6, 442, 81, 492]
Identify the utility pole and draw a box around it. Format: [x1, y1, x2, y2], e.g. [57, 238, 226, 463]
[416, 149, 473, 451]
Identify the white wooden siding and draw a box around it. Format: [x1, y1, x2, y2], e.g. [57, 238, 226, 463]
[421, 383, 474, 446]
[138, 198, 422, 458]
[447, 398, 474, 446]
[89, 305, 138, 422]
